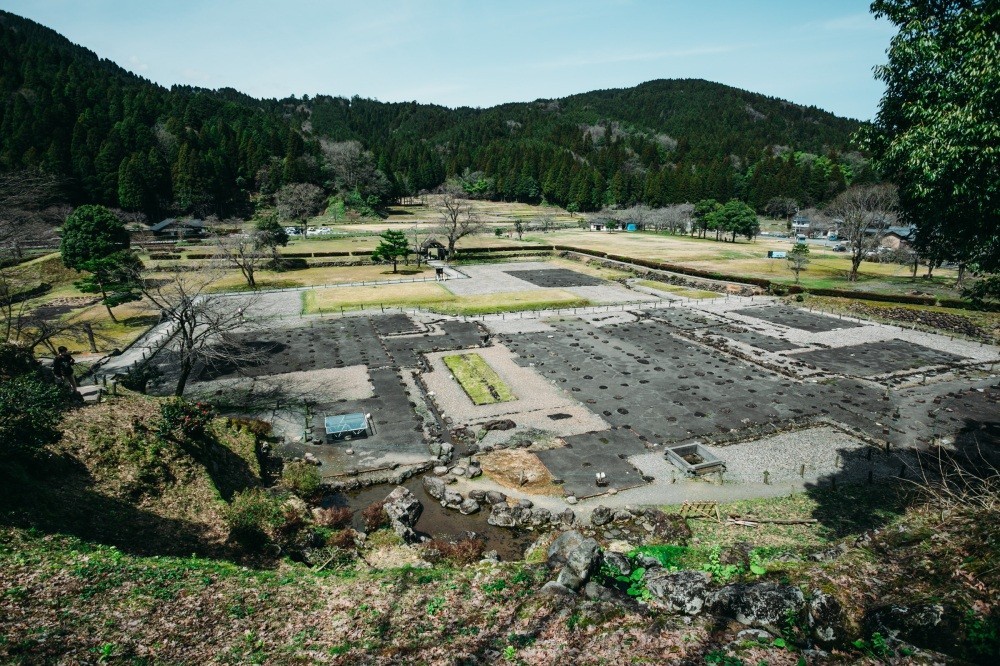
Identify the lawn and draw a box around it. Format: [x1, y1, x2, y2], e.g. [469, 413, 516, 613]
[442, 353, 516, 405]
[666, 482, 911, 551]
[301, 283, 591, 316]
[206, 264, 438, 292]
[546, 229, 962, 297]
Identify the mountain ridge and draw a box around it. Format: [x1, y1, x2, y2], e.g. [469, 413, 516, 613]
[1, 9, 869, 218]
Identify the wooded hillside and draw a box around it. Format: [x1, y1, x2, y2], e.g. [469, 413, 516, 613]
[1, 10, 871, 220]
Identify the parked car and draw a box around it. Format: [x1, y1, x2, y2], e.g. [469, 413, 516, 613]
[832, 243, 847, 252]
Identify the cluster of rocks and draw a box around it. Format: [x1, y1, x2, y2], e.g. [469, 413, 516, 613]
[586, 504, 691, 544]
[422, 476, 483, 515]
[322, 461, 435, 493]
[382, 486, 423, 542]
[487, 497, 577, 530]
[541, 529, 843, 648]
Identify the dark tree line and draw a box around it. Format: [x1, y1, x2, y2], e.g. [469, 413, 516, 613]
[0, 12, 320, 221]
[2, 10, 867, 224]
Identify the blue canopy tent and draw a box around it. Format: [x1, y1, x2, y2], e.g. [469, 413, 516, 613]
[324, 413, 370, 442]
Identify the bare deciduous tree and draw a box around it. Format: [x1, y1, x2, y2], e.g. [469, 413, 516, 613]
[437, 190, 484, 259]
[213, 217, 288, 289]
[275, 183, 325, 236]
[131, 263, 263, 396]
[827, 184, 898, 282]
[0, 171, 62, 260]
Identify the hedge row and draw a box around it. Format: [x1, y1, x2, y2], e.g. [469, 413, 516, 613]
[459, 244, 555, 254]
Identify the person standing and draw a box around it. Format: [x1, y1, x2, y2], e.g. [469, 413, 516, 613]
[53, 346, 77, 390]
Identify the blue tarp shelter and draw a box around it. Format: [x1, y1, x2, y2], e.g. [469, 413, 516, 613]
[324, 413, 370, 442]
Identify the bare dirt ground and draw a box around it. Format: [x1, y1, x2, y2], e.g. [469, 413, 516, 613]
[477, 449, 565, 496]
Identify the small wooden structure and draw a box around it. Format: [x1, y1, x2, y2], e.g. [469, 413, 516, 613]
[678, 501, 722, 522]
[421, 237, 448, 260]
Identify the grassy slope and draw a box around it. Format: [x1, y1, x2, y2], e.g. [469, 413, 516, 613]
[3, 478, 998, 663]
[0, 395, 261, 558]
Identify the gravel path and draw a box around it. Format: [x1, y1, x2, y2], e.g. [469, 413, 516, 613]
[702, 426, 910, 484]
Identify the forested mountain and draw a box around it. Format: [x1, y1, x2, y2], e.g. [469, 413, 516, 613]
[0, 11, 318, 220]
[1, 10, 871, 219]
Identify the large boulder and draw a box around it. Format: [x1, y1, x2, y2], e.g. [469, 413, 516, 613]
[458, 498, 481, 515]
[708, 583, 806, 634]
[591, 505, 613, 527]
[864, 603, 960, 653]
[382, 486, 422, 542]
[808, 589, 844, 647]
[442, 489, 464, 510]
[422, 475, 446, 501]
[643, 508, 693, 542]
[601, 551, 632, 577]
[547, 530, 602, 591]
[559, 508, 576, 527]
[484, 491, 507, 505]
[645, 571, 710, 615]
[488, 503, 518, 527]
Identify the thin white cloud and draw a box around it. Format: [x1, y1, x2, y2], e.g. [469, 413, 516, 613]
[815, 13, 895, 33]
[535, 44, 741, 70]
[127, 55, 149, 72]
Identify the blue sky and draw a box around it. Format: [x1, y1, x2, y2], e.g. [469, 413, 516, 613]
[3, 1, 894, 120]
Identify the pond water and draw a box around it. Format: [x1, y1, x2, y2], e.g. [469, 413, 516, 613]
[321, 476, 537, 561]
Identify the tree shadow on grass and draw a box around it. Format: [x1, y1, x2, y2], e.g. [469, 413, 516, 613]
[804, 407, 1000, 542]
[0, 448, 269, 565]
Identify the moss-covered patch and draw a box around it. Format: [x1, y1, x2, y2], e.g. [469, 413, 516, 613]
[443, 353, 515, 405]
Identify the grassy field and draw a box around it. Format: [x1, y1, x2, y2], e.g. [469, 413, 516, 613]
[301, 283, 590, 316]
[442, 353, 516, 405]
[545, 229, 962, 297]
[206, 264, 438, 292]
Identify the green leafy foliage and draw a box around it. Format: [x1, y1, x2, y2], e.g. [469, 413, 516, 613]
[853, 632, 892, 659]
[60, 205, 129, 270]
[370, 229, 410, 273]
[864, 0, 1000, 273]
[224, 488, 286, 547]
[281, 460, 321, 497]
[157, 399, 214, 441]
[0, 362, 74, 452]
[701, 545, 743, 582]
[73, 251, 143, 314]
[0, 343, 75, 454]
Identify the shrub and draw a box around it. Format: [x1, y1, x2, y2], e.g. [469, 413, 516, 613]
[118, 361, 162, 393]
[314, 506, 353, 529]
[227, 416, 272, 437]
[424, 537, 486, 565]
[225, 488, 285, 547]
[361, 500, 389, 532]
[267, 257, 309, 272]
[327, 528, 357, 549]
[157, 399, 214, 440]
[0, 344, 75, 453]
[281, 460, 321, 497]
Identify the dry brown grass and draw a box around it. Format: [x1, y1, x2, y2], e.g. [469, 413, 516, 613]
[478, 449, 564, 496]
